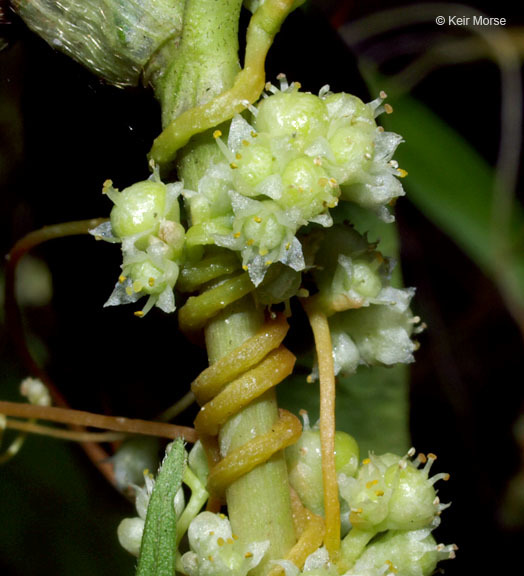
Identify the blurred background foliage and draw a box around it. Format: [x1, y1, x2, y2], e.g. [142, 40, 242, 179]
[1, 0, 523, 574]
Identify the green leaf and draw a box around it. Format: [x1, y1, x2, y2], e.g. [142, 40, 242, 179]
[137, 439, 186, 576]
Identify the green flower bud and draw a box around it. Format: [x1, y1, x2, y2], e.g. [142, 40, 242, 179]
[339, 450, 450, 532]
[286, 415, 359, 515]
[109, 180, 178, 246]
[328, 125, 375, 180]
[93, 174, 185, 315]
[311, 225, 390, 314]
[335, 431, 360, 477]
[256, 91, 329, 143]
[279, 156, 339, 220]
[322, 93, 375, 127]
[350, 529, 456, 576]
[234, 143, 276, 193]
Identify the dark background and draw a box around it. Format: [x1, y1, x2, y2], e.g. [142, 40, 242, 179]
[1, 1, 523, 574]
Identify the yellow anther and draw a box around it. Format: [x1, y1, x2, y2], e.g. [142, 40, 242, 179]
[209, 531, 215, 536]
[363, 458, 371, 465]
[428, 453, 438, 460]
[306, 375, 314, 383]
[217, 537, 225, 546]
[245, 552, 253, 559]
[242, 265, 248, 271]
[313, 157, 323, 166]
[265, 260, 272, 267]
[294, 81, 302, 90]
[233, 232, 241, 238]
[384, 103, 394, 114]
[227, 538, 234, 545]
[259, 249, 268, 256]
[247, 239, 255, 246]
[213, 130, 222, 139]
[230, 162, 238, 169]
[118, 275, 126, 284]
[366, 479, 379, 489]
[251, 131, 258, 138]
[148, 277, 155, 287]
[285, 242, 291, 250]
[235, 152, 242, 160]
[386, 560, 398, 573]
[397, 168, 408, 178]
[375, 490, 384, 497]
[254, 216, 262, 223]
[329, 178, 338, 188]
[242, 139, 250, 147]
[232, 534, 239, 540]
[208, 556, 214, 562]
[134, 310, 144, 318]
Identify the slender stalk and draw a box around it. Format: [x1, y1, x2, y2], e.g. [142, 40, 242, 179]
[0, 401, 196, 442]
[205, 299, 296, 575]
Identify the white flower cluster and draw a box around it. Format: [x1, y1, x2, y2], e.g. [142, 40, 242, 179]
[306, 225, 421, 377]
[181, 512, 269, 576]
[183, 80, 406, 286]
[91, 171, 185, 315]
[282, 439, 456, 576]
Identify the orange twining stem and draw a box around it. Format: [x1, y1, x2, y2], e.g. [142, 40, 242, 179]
[192, 313, 289, 404]
[268, 489, 326, 576]
[302, 300, 340, 560]
[194, 346, 295, 436]
[191, 314, 301, 503]
[207, 409, 301, 497]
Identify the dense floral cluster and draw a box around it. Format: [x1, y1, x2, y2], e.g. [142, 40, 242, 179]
[184, 80, 406, 286]
[118, 434, 455, 576]
[91, 172, 185, 315]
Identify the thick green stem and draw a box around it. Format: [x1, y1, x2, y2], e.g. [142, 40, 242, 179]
[165, 1, 297, 568]
[154, 0, 243, 128]
[205, 299, 296, 575]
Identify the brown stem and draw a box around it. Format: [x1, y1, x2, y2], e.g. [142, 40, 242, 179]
[0, 401, 197, 442]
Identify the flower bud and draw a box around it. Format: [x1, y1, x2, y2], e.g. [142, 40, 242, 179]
[286, 418, 359, 516]
[117, 517, 145, 557]
[350, 528, 456, 576]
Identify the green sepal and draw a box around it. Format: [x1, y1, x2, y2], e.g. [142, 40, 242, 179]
[136, 439, 186, 576]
